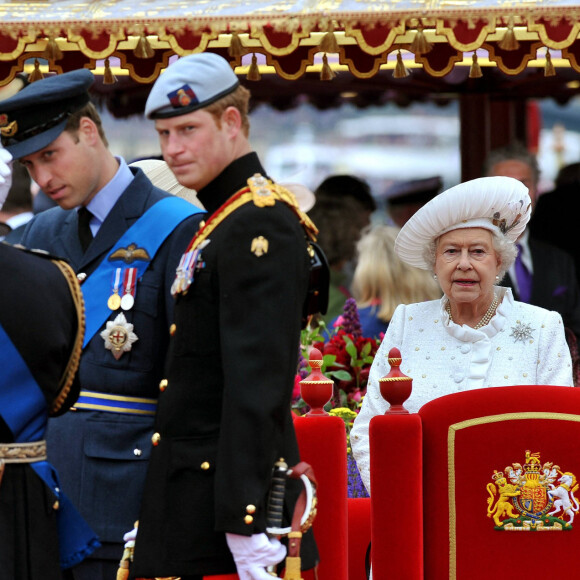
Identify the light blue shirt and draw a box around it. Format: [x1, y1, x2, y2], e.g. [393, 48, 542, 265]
[78, 156, 134, 236]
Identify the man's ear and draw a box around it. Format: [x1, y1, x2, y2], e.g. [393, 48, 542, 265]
[222, 106, 242, 136]
[78, 116, 99, 144]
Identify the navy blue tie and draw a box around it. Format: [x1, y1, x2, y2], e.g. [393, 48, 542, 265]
[77, 207, 93, 252]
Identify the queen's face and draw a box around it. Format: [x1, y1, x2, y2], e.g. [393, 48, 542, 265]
[434, 227, 501, 308]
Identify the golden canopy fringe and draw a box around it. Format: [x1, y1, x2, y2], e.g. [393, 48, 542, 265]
[498, 17, 520, 51]
[246, 53, 261, 81]
[410, 24, 433, 55]
[320, 53, 336, 80]
[393, 50, 410, 78]
[28, 59, 44, 82]
[103, 58, 117, 85]
[134, 34, 155, 59]
[228, 31, 246, 57]
[42, 37, 63, 61]
[544, 48, 556, 76]
[469, 52, 483, 78]
[319, 30, 339, 54]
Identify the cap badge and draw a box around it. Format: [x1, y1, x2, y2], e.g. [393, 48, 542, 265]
[251, 236, 269, 257]
[168, 85, 198, 109]
[487, 450, 578, 530]
[108, 243, 151, 264]
[0, 119, 18, 138]
[100, 312, 138, 360]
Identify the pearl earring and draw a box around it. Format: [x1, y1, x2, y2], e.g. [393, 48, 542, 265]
[495, 275, 500, 282]
[433, 274, 437, 280]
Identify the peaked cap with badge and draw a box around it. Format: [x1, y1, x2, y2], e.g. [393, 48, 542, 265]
[0, 69, 94, 159]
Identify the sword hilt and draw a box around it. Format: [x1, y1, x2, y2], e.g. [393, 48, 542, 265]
[266, 458, 288, 531]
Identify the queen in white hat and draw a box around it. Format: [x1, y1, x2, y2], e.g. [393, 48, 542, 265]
[351, 176, 574, 495]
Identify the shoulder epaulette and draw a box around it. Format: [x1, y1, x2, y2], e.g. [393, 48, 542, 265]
[8, 242, 68, 262]
[185, 174, 318, 254]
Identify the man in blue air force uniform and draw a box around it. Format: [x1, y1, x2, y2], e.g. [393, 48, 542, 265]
[0, 69, 205, 580]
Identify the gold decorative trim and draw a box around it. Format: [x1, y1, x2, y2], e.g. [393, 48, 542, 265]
[344, 20, 405, 56]
[484, 40, 544, 75]
[49, 259, 86, 416]
[436, 17, 496, 52]
[448, 411, 580, 580]
[527, 16, 580, 50]
[250, 23, 311, 56]
[67, 27, 127, 59]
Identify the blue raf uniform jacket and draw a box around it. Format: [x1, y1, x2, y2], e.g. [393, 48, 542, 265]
[19, 167, 205, 556]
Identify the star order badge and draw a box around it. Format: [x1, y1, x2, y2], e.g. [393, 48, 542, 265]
[487, 450, 579, 530]
[510, 320, 535, 343]
[100, 313, 138, 360]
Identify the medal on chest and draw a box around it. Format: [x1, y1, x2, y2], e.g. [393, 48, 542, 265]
[171, 240, 209, 297]
[100, 312, 139, 360]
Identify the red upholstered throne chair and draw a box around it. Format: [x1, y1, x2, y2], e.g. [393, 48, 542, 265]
[370, 384, 580, 579]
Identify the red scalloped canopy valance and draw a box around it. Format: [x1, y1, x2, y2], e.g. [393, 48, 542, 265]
[1, 1, 580, 85]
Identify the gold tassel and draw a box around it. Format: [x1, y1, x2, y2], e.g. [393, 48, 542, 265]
[103, 58, 117, 85]
[498, 18, 519, 51]
[28, 59, 44, 83]
[134, 33, 154, 59]
[393, 51, 410, 78]
[228, 31, 245, 57]
[42, 36, 63, 61]
[544, 48, 556, 77]
[469, 52, 483, 78]
[320, 54, 336, 81]
[319, 30, 339, 54]
[246, 54, 261, 81]
[410, 24, 433, 55]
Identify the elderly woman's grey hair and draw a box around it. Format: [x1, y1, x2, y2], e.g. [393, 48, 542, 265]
[423, 230, 518, 283]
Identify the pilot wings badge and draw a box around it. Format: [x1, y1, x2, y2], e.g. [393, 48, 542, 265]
[487, 450, 579, 530]
[108, 243, 151, 264]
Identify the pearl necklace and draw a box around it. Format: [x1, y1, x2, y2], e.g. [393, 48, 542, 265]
[446, 296, 499, 329]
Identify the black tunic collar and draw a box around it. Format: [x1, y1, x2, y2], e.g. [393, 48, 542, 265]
[197, 152, 267, 215]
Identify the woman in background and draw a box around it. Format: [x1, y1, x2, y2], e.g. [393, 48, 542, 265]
[350, 224, 441, 338]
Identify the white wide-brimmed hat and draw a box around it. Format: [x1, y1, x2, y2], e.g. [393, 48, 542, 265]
[394, 176, 531, 269]
[129, 158, 204, 209]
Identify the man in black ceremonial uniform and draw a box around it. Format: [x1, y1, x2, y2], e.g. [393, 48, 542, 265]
[0, 145, 98, 579]
[129, 53, 321, 579]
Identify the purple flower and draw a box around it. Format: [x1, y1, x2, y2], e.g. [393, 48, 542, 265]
[341, 298, 362, 339]
[347, 452, 369, 498]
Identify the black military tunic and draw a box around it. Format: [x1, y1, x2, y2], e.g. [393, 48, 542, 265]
[132, 153, 319, 577]
[0, 242, 85, 579]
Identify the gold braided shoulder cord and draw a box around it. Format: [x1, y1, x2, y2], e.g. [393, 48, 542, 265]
[191, 176, 319, 253]
[190, 191, 254, 251]
[49, 259, 86, 416]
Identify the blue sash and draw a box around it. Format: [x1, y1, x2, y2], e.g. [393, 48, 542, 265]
[82, 197, 204, 348]
[0, 323, 100, 568]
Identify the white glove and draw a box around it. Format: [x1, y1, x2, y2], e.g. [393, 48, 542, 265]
[226, 532, 287, 580]
[0, 145, 13, 210]
[123, 526, 138, 548]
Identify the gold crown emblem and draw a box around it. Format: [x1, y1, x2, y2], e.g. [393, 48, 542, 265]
[492, 470, 504, 481]
[523, 450, 541, 473]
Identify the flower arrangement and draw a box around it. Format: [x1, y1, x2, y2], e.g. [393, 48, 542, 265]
[294, 298, 382, 497]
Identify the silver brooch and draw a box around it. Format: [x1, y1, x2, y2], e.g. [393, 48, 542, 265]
[510, 321, 535, 343]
